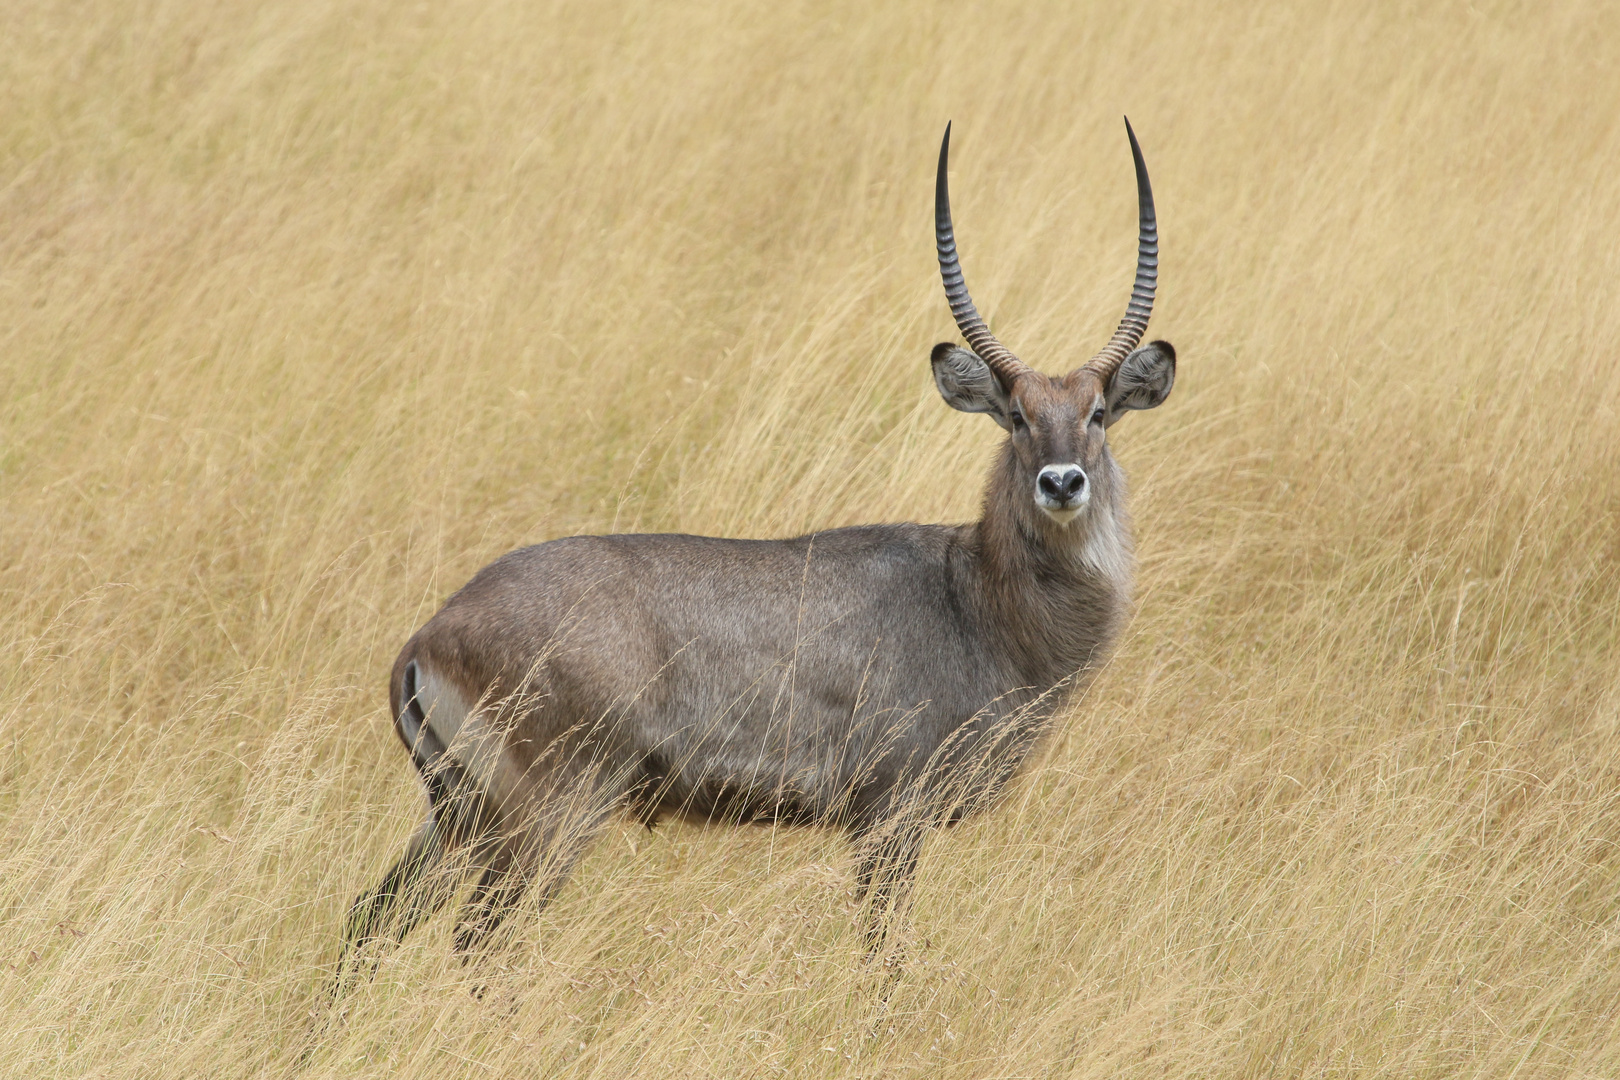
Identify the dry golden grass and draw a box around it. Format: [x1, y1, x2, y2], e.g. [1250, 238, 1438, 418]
[3, 0, 1619, 1075]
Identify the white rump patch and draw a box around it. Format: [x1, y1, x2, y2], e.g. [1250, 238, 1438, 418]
[412, 666, 505, 792]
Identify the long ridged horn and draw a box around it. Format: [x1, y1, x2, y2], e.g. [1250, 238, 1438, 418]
[1082, 117, 1158, 384]
[936, 123, 1029, 386]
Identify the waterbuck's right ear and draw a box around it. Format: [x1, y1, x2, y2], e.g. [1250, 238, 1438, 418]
[931, 343, 1013, 429]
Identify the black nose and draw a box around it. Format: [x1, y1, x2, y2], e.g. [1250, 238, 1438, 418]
[1037, 465, 1086, 502]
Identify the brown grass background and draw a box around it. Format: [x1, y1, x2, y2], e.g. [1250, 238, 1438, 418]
[3, 0, 1620, 1075]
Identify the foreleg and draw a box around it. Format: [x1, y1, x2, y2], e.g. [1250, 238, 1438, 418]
[852, 819, 926, 961]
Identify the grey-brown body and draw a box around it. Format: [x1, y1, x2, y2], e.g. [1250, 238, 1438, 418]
[398, 454, 1128, 832]
[340, 119, 1175, 966]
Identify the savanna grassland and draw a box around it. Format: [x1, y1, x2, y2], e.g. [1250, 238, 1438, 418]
[3, 0, 1620, 1075]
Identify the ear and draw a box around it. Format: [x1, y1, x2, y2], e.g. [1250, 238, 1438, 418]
[1104, 340, 1175, 426]
[931, 343, 1013, 429]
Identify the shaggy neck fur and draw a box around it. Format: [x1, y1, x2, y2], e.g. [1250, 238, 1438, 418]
[971, 440, 1134, 689]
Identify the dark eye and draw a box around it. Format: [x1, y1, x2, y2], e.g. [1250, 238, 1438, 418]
[1009, 410, 1027, 430]
[1090, 408, 1106, 426]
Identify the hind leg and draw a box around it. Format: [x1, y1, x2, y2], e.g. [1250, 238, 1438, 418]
[451, 768, 624, 955]
[335, 816, 462, 983]
[344, 818, 449, 947]
[452, 836, 537, 955]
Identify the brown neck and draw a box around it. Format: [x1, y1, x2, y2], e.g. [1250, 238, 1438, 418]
[970, 442, 1133, 689]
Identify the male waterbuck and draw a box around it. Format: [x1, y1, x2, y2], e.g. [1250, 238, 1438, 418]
[342, 120, 1177, 964]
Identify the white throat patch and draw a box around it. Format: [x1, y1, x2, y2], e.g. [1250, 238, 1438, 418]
[1078, 512, 1131, 582]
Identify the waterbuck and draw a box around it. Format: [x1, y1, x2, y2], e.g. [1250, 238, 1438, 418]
[342, 120, 1176, 965]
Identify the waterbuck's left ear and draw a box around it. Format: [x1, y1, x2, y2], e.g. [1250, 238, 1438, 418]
[1104, 340, 1176, 426]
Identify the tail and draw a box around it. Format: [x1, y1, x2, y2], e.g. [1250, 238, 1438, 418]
[395, 658, 496, 841]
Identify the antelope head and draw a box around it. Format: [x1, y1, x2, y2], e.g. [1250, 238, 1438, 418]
[931, 119, 1176, 528]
